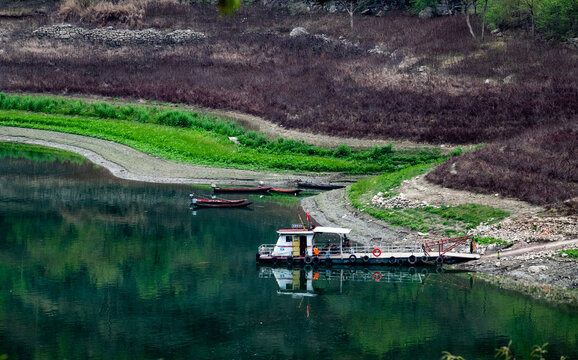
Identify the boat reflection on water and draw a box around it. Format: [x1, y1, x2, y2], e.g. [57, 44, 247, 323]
[258, 265, 475, 298]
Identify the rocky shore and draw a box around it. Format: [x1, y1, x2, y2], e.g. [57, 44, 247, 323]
[303, 179, 578, 306]
[33, 24, 206, 46]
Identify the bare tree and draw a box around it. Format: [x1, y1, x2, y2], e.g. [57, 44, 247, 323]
[344, 0, 363, 31]
[463, 0, 477, 40]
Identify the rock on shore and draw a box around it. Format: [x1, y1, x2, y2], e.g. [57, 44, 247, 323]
[33, 24, 206, 46]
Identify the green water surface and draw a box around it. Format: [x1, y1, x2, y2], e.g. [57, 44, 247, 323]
[0, 143, 576, 360]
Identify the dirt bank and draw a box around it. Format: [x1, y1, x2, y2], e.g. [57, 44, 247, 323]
[398, 174, 544, 218]
[303, 173, 578, 304]
[205, 108, 455, 151]
[12, 92, 454, 151]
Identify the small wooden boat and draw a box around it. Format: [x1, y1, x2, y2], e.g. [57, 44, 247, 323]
[192, 200, 252, 208]
[189, 194, 247, 204]
[269, 188, 303, 195]
[212, 185, 272, 193]
[297, 182, 344, 190]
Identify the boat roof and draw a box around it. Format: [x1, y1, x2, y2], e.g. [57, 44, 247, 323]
[277, 228, 313, 234]
[313, 227, 351, 234]
[276, 227, 351, 235]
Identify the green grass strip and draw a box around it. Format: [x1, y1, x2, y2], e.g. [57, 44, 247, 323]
[0, 110, 387, 173]
[424, 204, 509, 229]
[473, 236, 513, 248]
[0, 93, 446, 174]
[349, 163, 509, 233]
[349, 162, 438, 208]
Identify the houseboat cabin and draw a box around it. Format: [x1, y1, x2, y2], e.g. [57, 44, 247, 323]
[257, 226, 351, 265]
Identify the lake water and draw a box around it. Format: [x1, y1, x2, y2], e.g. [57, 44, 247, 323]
[0, 144, 577, 360]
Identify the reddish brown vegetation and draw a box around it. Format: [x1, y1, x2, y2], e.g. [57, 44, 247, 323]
[426, 122, 578, 208]
[1, 4, 576, 144]
[0, 2, 576, 210]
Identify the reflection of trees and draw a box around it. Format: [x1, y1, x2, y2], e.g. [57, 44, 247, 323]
[0, 150, 305, 358]
[0, 142, 87, 165]
[321, 277, 578, 358]
[1, 149, 577, 359]
[0, 159, 294, 290]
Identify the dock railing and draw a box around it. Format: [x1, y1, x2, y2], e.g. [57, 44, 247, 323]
[258, 243, 425, 258]
[343, 244, 423, 257]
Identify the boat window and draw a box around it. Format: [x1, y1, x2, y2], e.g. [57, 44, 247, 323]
[285, 236, 292, 243]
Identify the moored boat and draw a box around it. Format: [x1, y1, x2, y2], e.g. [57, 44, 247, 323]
[192, 200, 252, 208]
[212, 185, 272, 193]
[189, 194, 247, 204]
[297, 181, 344, 190]
[269, 188, 303, 195]
[256, 226, 479, 266]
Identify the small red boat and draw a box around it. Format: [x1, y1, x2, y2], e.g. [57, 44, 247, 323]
[192, 201, 252, 208]
[297, 181, 344, 190]
[269, 188, 303, 195]
[189, 194, 247, 204]
[212, 185, 272, 193]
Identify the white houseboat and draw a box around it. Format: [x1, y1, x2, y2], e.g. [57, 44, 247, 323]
[256, 226, 480, 266]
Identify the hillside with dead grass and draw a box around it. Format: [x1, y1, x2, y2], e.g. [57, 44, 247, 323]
[0, 0, 576, 212]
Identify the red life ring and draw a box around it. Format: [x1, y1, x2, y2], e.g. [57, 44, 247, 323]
[373, 248, 382, 257]
[373, 272, 381, 281]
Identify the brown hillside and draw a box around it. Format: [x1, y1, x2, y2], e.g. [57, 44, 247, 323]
[0, 0, 576, 210]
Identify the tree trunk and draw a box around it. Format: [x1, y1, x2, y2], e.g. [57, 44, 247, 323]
[464, 0, 477, 40]
[529, 0, 535, 36]
[349, 2, 354, 31]
[481, 0, 488, 42]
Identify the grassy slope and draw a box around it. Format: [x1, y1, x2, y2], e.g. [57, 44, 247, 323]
[349, 162, 510, 235]
[0, 93, 446, 174]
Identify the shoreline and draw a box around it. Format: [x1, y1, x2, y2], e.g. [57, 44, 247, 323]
[0, 127, 361, 186]
[2, 126, 577, 306]
[304, 182, 578, 305]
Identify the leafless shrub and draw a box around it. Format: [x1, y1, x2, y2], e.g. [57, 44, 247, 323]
[87, 1, 144, 27]
[57, 0, 145, 27]
[56, 0, 87, 22]
[426, 122, 578, 211]
[3, 6, 577, 145]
